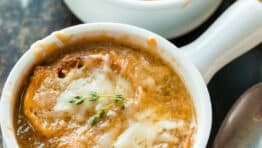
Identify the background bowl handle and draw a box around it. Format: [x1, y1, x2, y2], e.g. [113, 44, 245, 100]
[180, 0, 262, 83]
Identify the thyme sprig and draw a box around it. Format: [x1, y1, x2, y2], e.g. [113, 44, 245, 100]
[113, 94, 124, 103]
[89, 91, 99, 101]
[68, 92, 128, 105]
[88, 109, 105, 126]
[68, 91, 129, 125]
[69, 96, 85, 105]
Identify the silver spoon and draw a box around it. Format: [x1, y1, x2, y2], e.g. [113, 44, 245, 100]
[213, 83, 262, 148]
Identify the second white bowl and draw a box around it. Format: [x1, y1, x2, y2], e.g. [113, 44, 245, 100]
[64, 0, 221, 39]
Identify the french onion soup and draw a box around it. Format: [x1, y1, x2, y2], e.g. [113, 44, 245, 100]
[15, 38, 196, 148]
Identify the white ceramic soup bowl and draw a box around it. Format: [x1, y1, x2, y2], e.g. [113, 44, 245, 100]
[64, 0, 222, 38]
[1, 0, 262, 147]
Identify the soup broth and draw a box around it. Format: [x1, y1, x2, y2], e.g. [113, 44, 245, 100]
[15, 40, 196, 148]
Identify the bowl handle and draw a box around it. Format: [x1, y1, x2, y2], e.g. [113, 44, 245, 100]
[180, 0, 262, 83]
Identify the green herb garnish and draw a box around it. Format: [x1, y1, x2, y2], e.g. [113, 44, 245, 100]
[88, 109, 105, 126]
[69, 91, 130, 126]
[69, 96, 85, 105]
[98, 109, 105, 118]
[113, 94, 125, 103]
[89, 115, 99, 126]
[89, 91, 99, 101]
[121, 104, 125, 110]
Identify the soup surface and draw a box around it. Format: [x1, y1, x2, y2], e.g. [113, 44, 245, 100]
[15, 40, 196, 148]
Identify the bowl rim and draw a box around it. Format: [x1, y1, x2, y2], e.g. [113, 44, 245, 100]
[105, 0, 189, 9]
[0, 23, 212, 148]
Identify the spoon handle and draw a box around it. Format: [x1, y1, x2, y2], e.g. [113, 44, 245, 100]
[213, 83, 262, 148]
[181, 0, 262, 83]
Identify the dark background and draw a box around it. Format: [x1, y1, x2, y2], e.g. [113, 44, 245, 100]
[0, 0, 261, 147]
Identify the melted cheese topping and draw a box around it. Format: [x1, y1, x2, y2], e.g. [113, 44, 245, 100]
[114, 119, 187, 148]
[16, 42, 196, 148]
[54, 65, 133, 117]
